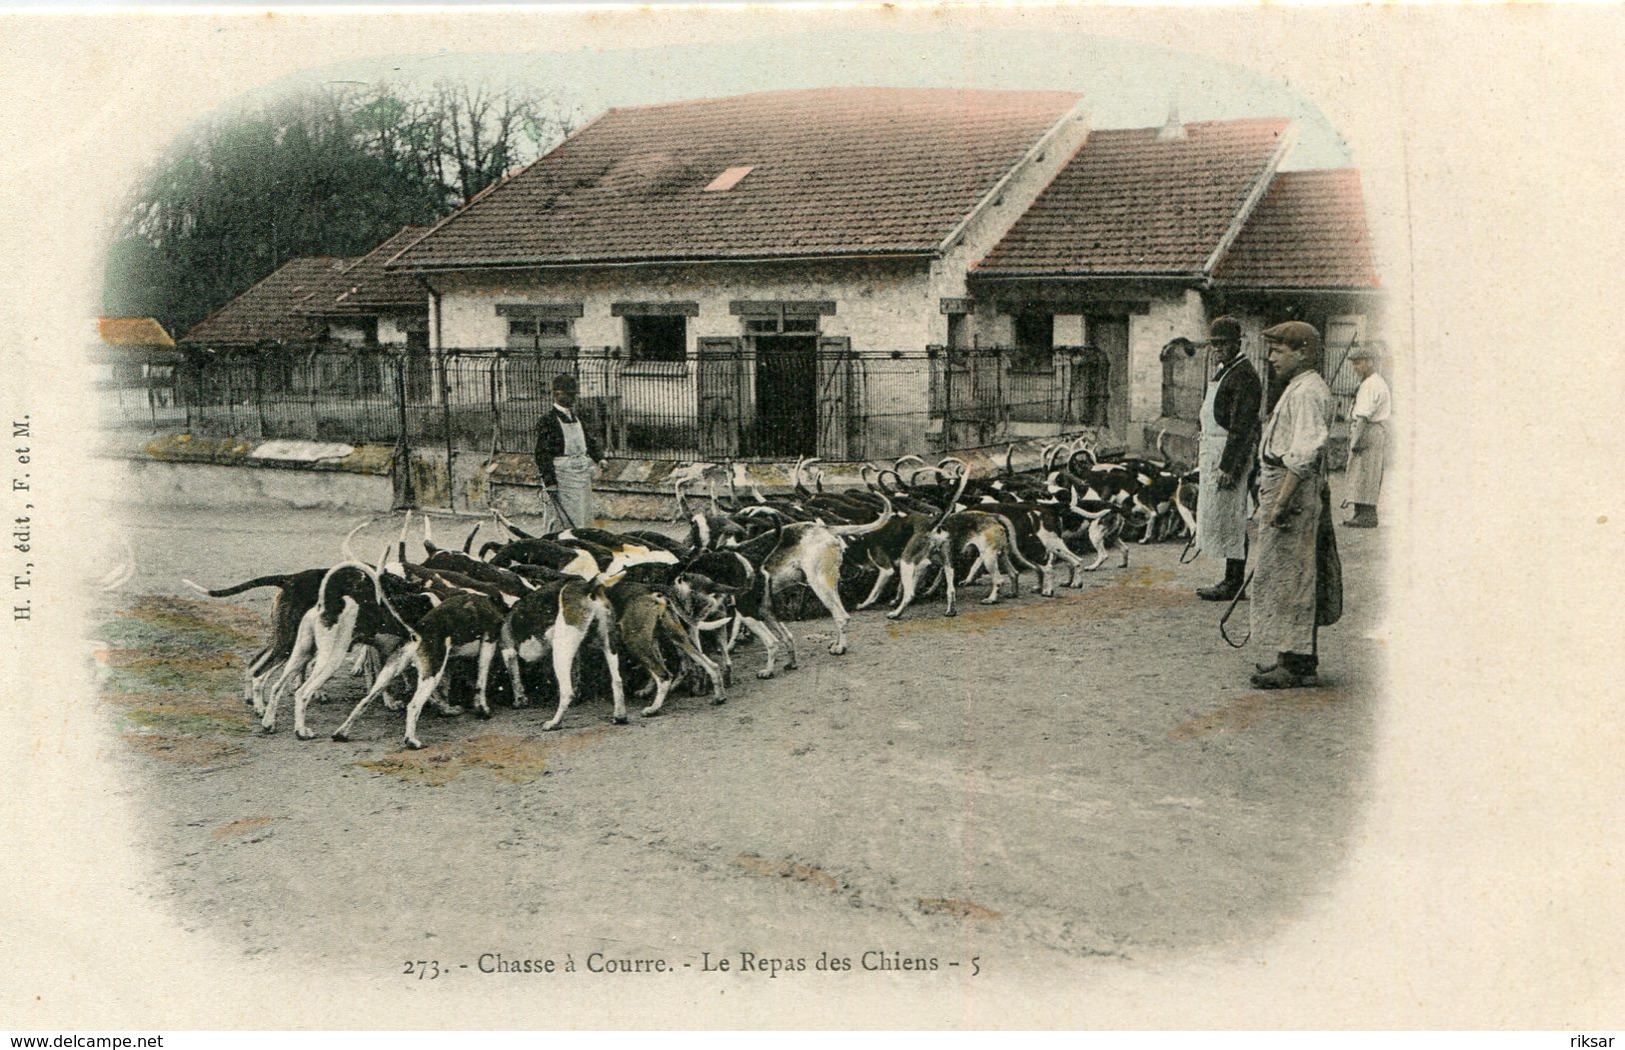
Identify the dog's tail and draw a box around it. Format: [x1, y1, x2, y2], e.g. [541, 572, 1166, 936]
[826, 491, 893, 536]
[793, 457, 814, 499]
[674, 478, 696, 522]
[363, 544, 418, 639]
[493, 508, 533, 542]
[893, 454, 926, 474]
[183, 573, 295, 598]
[929, 467, 971, 530]
[996, 513, 1039, 573]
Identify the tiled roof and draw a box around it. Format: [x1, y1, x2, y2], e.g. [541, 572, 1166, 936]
[180, 257, 353, 346]
[390, 87, 1084, 269]
[303, 226, 432, 314]
[1213, 169, 1380, 289]
[974, 118, 1292, 277]
[99, 316, 173, 348]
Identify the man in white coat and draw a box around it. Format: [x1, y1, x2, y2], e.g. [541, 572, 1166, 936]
[1342, 345, 1390, 528]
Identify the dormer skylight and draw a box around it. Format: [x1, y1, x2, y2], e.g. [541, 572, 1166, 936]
[703, 165, 755, 192]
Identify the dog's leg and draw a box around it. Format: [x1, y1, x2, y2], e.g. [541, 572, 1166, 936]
[1049, 532, 1085, 588]
[765, 613, 799, 672]
[855, 563, 895, 611]
[293, 597, 361, 741]
[499, 621, 530, 708]
[331, 641, 417, 742]
[630, 622, 674, 717]
[401, 646, 453, 750]
[1085, 521, 1110, 571]
[886, 559, 923, 620]
[242, 646, 274, 710]
[737, 616, 782, 679]
[472, 639, 497, 720]
[969, 539, 1001, 605]
[805, 547, 851, 655]
[698, 621, 733, 687]
[1001, 547, 1023, 599]
[595, 601, 627, 725]
[540, 619, 587, 731]
[262, 610, 318, 732]
[428, 638, 464, 716]
[248, 655, 288, 716]
[669, 619, 726, 706]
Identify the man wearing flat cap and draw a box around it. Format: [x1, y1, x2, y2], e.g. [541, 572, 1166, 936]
[534, 373, 604, 529]
[1194, 316, 1263, 601]
[1250, 321, 1337, 689]
[1342, 345, 1390, 527]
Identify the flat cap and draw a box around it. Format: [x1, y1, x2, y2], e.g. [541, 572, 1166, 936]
[1261, 321, 1321, 353]
[1346, 344, 1379, 361]
[1208, 315, 1243, 344]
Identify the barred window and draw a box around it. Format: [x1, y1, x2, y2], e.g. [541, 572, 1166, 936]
[507, 318, 571, 350]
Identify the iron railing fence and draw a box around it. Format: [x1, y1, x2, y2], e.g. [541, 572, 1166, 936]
[123, 344, 1112, 461]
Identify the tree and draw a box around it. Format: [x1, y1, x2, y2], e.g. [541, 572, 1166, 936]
[104, 80, 578, 337]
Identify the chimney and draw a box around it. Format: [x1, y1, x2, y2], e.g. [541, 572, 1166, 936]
[1157, 91, 1187, 142]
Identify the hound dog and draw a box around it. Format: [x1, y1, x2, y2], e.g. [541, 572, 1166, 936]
[183, 569, 327, 715]
[1062, 486, 1132, 572]
[905, 508, 1038, 618]
[275, 562, 440, 741]
[498, 575, 626, 732]
[684, 545, 798, 679]
[713, 507, 893, 660]
[606, 579, 726, 717]
[330, 589, 507, 750]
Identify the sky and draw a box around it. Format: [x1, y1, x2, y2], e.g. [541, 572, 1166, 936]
[241, 24, 1353, 171]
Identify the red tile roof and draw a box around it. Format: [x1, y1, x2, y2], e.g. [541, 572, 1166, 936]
[974, 118, 1292, 277]
[1213, 169, 1380, 289]
[180, 257, 353, 346]
[99, 316, 174, 348]
[303, 226, 432, 314]
[390, 88, 1083, 269]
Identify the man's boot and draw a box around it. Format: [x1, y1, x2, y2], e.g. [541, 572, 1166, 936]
[1252, 651, 1320, 689]
[1197, 558, 1246, 601]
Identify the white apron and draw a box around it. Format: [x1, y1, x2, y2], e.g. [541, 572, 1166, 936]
[551, 416, 595, 528]
[1344, 420, 1387, 505]
[1250, 463, 1323, 656]
[1196, 374, 1250, 561]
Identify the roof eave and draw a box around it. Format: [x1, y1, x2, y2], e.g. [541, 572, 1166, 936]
[970, 270, 1210, 286]
[1211, 280, 1384, 295]
[393, 249, 939, 273]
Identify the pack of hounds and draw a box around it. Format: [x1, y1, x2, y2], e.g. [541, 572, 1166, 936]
[185, 438, 1199, 752]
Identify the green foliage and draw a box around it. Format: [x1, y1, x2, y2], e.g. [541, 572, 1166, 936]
[104, 81, 577, 337]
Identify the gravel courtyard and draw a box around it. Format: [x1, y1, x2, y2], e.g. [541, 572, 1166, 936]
[93, 491, 1385, 984]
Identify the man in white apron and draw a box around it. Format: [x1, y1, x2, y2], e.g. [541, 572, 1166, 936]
[1342, 345, 1390, 528]
[533, 373, 603, 529]
[1195, 316, 1263, 601]
[1250, 321, 1334, 689]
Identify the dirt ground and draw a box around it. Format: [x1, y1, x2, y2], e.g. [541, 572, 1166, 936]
[92, 488, 1384, 985]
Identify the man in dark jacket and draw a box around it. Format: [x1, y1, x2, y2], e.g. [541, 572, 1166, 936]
[534, 373, 604, 528]
[1195, 316, 1264, 601]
